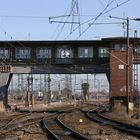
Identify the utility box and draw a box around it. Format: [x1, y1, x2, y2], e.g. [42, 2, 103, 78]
[109, 48, 133, 113]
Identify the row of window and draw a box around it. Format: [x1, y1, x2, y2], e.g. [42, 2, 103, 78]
[0, 47, 109, 59]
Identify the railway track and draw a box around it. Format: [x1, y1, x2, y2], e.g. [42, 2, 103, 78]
[0, 103, 91, 140]
[86, 107, 140, 138]
[0, 112, 44, 139]
[0, 112, 32, 130]
[42, 110, 91, 140]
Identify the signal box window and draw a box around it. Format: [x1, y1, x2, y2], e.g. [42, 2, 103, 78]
[98, 47, 109, 58]
[134, 46, 140, 54]
[78, 47, 93, 58]
[0, 48, 9, 59]
[121, 44, 127, 51]
[114, 44, 127, 51]
[16, 48, 31, 59]
[36, 48, 51, 58]
[114, 44, 121, 51]
[56, 47, 73, 58]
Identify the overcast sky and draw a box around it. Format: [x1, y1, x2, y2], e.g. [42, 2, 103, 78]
[0, 0, 139, 40]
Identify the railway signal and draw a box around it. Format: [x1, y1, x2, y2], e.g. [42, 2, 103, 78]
[82, 83, 89, 101]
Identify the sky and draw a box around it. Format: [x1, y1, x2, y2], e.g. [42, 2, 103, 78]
[0, 0, 140, 40]
[2, 0, 139, 93]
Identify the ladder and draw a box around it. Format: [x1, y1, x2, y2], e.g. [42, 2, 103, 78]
[133, 30, 139, 119]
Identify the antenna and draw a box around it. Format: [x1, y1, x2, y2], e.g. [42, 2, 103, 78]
[49, 0, 81, 36]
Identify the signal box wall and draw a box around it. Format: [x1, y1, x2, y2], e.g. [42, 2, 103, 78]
[109, 48, 133, 112]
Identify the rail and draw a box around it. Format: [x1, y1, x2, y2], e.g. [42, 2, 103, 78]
[86, 107, 140, 138]
[57, 113, 92, 140]
[42, 110, 92, 140]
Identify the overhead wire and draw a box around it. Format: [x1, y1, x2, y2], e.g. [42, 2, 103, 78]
[98, 0, 105, 8]
[0, 0, 132, 74]
[63, 0, 132, 71]
[59, 51, 134, 75]
[89, 0, 123, 38]
[0, 15, 50, 19]
[0, 0, 130, 41]
[50, 1, 71, 40]
[0, 14, 109, 18]
[64, 0, 131, 40]
[75, 0, 81, 36]
[76, 0, 114, 39]
[55, 4, 74, 40]
[77, 0, 125, 39]
[100, 36, 135, 70]
[131, 24, 140, 30]
[0, 0, 131, 41]
[114, 0, 119, 6]
[0, 25, 43, 67]
[98, 22, 140, 39]
[54, 0, 81, 40]
[64, 0, 133, 72]
[50, 0, 74, 40]
[0, 26, 19, 66]
[0, 32, 134, 84]
[77, 0, 116, 39]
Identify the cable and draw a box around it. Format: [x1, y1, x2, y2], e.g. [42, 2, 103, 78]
[64, 0, 131, 40]
[52, 1, 73, 40]
[0, 14, 109, 18]
[131, 24, 140, 30]
[0, 0, 133, 75]
[0, 15, 49, 19]
[98, 0, 105, 8]
[0, 26, 41, 67]
[54, 0, 81, 40]
[0, 25, 133, 76]
[49, 1, 69, 40]
[76, 0, 121, 39]
[65, 0, 113, 39]
[114, 0, 119, 6]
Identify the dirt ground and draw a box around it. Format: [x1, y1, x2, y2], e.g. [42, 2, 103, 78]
[104, 111, 140, 126]
[1, 101, 139, 140]
[60, 110, 139, 140]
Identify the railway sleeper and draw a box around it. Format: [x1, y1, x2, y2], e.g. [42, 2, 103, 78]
[86, 110, 140, 138]
[56, 113, 92, 140]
